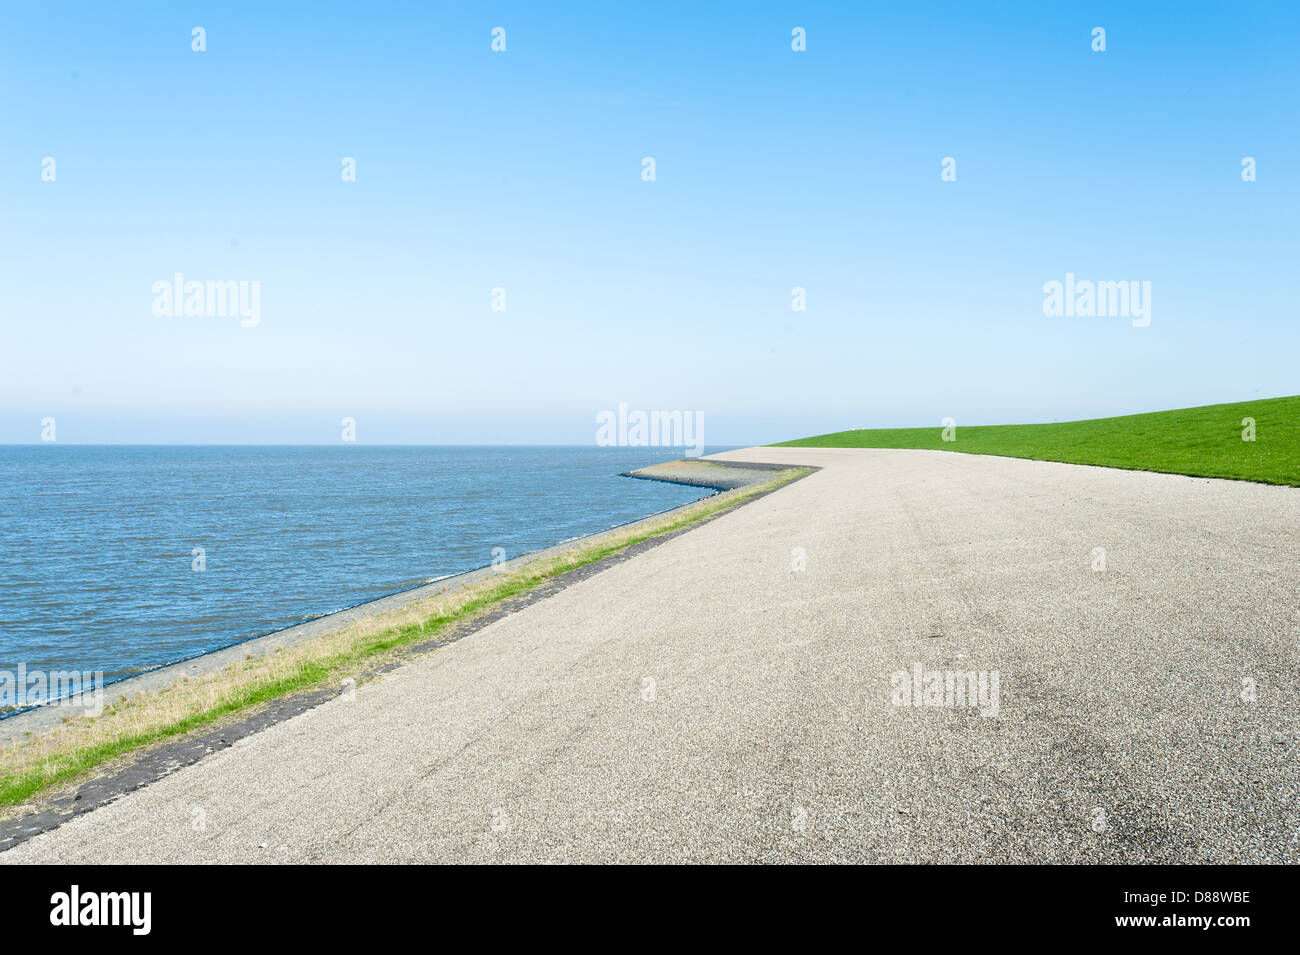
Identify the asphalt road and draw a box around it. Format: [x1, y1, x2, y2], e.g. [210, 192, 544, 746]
[5, 447, 1298, 863]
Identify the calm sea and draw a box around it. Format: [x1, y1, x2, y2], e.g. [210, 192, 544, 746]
[0, 446, 725, 686]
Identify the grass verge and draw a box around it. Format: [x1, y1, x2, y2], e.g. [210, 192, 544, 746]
[774, 396, 1300, 486]
[0, 467, 810, 815]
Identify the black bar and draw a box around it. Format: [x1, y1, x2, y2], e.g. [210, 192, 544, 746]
[0, 865, 1285, 941]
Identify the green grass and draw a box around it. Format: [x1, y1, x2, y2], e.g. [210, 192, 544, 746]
[774, 396, 1300, 487]
[0, 662, 336, 808]
[0, 467, 811, 810]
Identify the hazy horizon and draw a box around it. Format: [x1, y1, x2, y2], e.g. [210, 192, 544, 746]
[2, 391, 1292, 446]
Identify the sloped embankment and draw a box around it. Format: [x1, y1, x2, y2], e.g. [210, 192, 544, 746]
[621, 458, 793, 491]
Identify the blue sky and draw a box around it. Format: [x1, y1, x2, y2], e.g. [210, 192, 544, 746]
[2, 1, 1296, 445]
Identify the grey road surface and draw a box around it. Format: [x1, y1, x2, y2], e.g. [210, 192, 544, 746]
[4, 448, 1298, 863]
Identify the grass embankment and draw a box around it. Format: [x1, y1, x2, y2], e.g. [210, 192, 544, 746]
[0, 467, 810, 813]
[775, 396, 1300, 487]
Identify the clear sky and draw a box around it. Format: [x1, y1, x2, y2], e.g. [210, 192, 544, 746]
[2, 1, 1296, 445]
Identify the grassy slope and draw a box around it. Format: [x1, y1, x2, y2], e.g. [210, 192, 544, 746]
[774, 396, 1300, 487]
